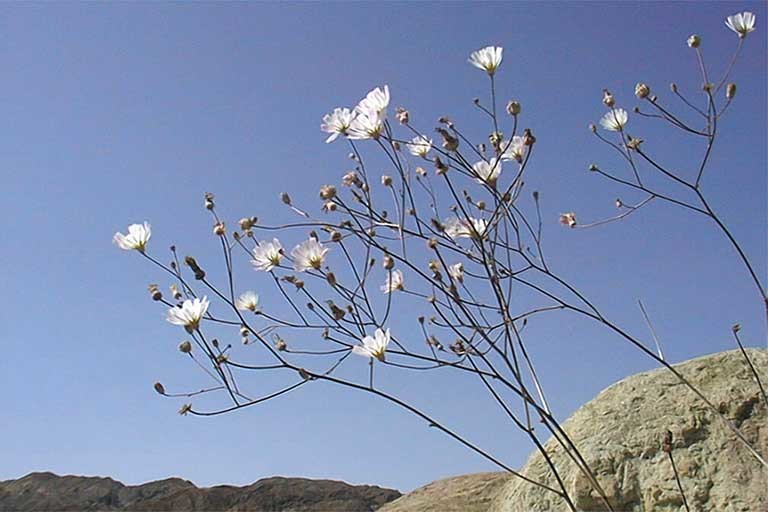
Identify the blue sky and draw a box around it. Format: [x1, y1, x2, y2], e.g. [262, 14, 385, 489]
[1, 2, 765, 493]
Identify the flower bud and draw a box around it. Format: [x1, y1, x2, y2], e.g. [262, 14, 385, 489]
[602, 89, 615, 108]
[381, 175, 393, 187]
[275, 338, 287, 351]
[322, 201, 337, 212]
[239, 217, 257, 231]
[240, 326, 250, 337]
[396, 107, 409, 124]
[506, 101, 521, 116]
[670, 82, 678, 93]
[169, 284, 183, 300]
[326, 271, 337, 287]
[184, 256, 205, 280]
[589, 124, 597, 133]
[635, 83, 650, 99]
[415, 167, 427, 177]
[148, 284, 162, 301]
[281, 192, 292, 205]
[319, 185, 337, 201]
[434, 156, 449, 175]
[153, 382, 166, 395]
[726, 83, 737, 100]
[559, 212, 577, 228]
[615, 199, 623, 209]
[213, 222, 226, 236]
[427, 238, 438, 249]
[687, 34, 701, 48]
[330, 231, 342, 242]
[204, 192, 215, 210]
[523, 128, 536, 146]
[178, 341, 192, 353]
[383, 255, 394, 270]
[477, 201, 486, 211]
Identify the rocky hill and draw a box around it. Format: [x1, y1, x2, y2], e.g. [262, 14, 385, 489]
[0, 472, 401, 511]
[382, 349, 767, 512]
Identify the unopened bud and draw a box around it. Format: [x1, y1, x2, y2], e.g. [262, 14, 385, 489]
[330, 231, 342, 242]
[178, 341, 192, 353]
[589, 124, 597, 133]
[204, 192, 215, 210]
[427, 238, 438, 249]
[383, 255, 394, 270]
[213, 222, 226, 236]
[396, 107, 409, 124]
[281, 192, 292, 205]
[602, 89, 615, 108]
[154, 382, 166, 395]
[726, 83, 737, 100]
[275, 338, 287, 351]
[635, 83, 650, 99]
[506, 100, 521, 116]
[319, 185, 337, 200]
[240, 326, 250, 337]
[477, 201, 486, 210]
[687, 34, 701, 48]
[239, 217, 257, 231]
[148, 284, 162, 301]
[670, 82, 678, 93]
[434, 156, 449, 175]
[184, 256, 205, 280]
[381, 175, 393, 186]
[326, 272, 337, 287]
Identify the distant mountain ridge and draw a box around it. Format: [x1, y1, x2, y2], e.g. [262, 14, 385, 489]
[0, 471, 401, 511]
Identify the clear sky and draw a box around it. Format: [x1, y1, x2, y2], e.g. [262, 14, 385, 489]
[1, 1, 765, 494]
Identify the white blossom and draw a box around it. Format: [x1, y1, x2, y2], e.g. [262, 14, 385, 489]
[468, 46, 503, 75]
[352, 328, 391, 362]
[381, 269, 405, 293]
[500, 136, 526, 163]
[291, 238, 329, 272]
[347, 109, 385, 140]
[472, 157, 503, 185]
[236, 291, 260, 312]
[113, 222, 151, 252]
[251, 239, 283, 272]
[725, 11, 756, 38]
[444, 217, 488, 240]
[448, 262, 464, 283]
[408, 136, 433, 158]
[355, 85, 390, 116]
[167, 297, 209, 331]
[599, 108, 628, 131]
[321, 107, 355, 143]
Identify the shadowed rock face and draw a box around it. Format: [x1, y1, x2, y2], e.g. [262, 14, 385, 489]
[0, 472, 401, 511]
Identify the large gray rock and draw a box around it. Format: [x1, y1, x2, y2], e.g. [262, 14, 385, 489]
[491, 349, 768, 512]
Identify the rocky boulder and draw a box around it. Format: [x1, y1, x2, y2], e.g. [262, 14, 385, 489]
[490, 349, 767, 511]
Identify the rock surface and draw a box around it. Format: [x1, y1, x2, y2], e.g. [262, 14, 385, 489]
[379, 472, 509, 512]
[0, 472, 401, 511]
[490, 348, 768, 512]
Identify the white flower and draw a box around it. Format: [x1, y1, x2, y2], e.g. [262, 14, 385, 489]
[381, 269, 405, 293]
[468, 46, 503, 75]
[321, 107, 355, 143]
[725, 12, 756, 38]
[236, 291, 260, 312]
[347, 109, 385, 140]
[113, 222, 151, 252]
[291, 238, 329, 272]
[444, 217, 488, 240]
[251, 239, 283, 272]
[408, 136, 433, 158]
[599, 108, 628, 131]
[448, 262, 464, 283]
[167, 296, 209, 331]
[352, 328, 390, 362]
[472, 158, 503, 185]
[500, 136, 526, 163]
[355, 85, 390, 116]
